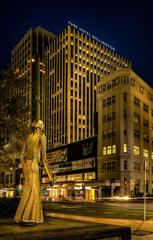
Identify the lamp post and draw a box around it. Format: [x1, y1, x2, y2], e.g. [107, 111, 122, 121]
[144, 158, 149, 221]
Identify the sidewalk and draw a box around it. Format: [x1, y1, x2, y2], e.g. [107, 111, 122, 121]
[46, 212, 153, 240]
[0, 212, 153, 239]
[0, 216, 130, 240]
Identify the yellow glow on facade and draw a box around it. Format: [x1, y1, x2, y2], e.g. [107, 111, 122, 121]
[97, 68, 153, 198]
[123, 144, 127, 153]
[143, 149, 149, 158]
[133, 146, 140, 155]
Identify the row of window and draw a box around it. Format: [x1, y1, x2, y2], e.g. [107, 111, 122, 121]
[102, 93, 153, 118]
[103, 130, 116, 139]
[102, 145, 116, 155]
[102, 160, 150, 173]
[102, 162, 116, 172]
[103, 96, 116, 107]
[98, 77, 153, 102]
[98, 76, 133, 94]
[102, 145, 153, 157]
[103, 112, 116, 123]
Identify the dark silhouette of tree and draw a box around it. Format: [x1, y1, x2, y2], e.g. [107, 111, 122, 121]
[0, 67, 31, 154]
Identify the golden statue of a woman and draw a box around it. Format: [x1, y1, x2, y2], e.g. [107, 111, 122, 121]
[14, 120, 52, 224]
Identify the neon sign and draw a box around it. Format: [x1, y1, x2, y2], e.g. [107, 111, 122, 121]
[68, 21, 115, 51]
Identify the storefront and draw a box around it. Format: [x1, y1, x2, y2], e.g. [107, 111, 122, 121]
[45, 136, 97, 201]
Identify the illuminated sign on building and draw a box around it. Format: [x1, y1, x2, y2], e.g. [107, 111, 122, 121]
[82, 142, 94, 156]
[68, 21, 115, 51]
[48, 149, 67, 163]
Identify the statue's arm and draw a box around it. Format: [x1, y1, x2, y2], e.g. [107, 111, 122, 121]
[41, 134, 52, 181]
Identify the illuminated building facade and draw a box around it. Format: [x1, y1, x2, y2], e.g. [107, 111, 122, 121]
[97, 68, 153, 197]
[45, 22, 130, 148]
[10, 23, 133, 199]
[44, 136, 97, 201]
[11, 26, 56, 121]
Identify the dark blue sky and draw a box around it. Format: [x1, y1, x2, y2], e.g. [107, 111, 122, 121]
[1, 0, 153, 86]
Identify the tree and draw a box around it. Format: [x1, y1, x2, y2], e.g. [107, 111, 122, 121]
[0, 67, 31, 154]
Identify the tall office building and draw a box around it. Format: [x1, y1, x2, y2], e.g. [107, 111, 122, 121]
[45, 22, 130, 148]
[97, 68, 153, 197]
[11, 26, 56, 122]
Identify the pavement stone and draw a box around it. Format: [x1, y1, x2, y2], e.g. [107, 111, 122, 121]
[46, 212, 153, 240]
[0, 216, 131, 240]
[1, 211, 153, 239]
[132, 234, 153, 240]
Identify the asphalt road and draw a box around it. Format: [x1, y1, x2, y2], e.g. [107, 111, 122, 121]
[43, 200, 153, 221]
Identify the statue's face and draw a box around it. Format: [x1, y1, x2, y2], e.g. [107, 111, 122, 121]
[35, 127, 44, 134]
[34, 120, 44, 130]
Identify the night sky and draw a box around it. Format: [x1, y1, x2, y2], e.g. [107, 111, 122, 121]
[0, 0, 153, 86]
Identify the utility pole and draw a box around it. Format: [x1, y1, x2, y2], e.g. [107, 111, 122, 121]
[144, 158, 149, 221]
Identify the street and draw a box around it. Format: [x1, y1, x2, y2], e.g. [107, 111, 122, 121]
[43, 200, 153, 221]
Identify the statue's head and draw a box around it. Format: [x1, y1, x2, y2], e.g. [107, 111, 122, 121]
[33, 120, 44, 130]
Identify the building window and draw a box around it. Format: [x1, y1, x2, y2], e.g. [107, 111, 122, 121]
[103, 145, 116, 155]
[134, 97, 140, 107]
[103, 147, 107, 155]
[124, 144, 127, 153]
[124, 129, 127, 135]
[112, 95, 116, 104]
[123, 93, 127, 101]
[107, 146, 111, 154]
[143, 103, 149, 113]
[134, 162, 140, 172]
[134, 129, 140, 139]
[107, 97, 111, 106]
[143, 119, 149, 127]
[103, 115, 106, 123]
[143, 134, 149, 143]
[107, 131, 111, 138]
[107, 115, 111, 122]
[124, 160, 128, 170]
[106, 163, 111, 172]
[112, 145, 116, 154]
[133, 146, 140, 155]
[112, 112, 116, 120]
[102, 162, 116, 172]
[112, 161, 116, 170]
[134, 112, 140, 123]
[107, 82, 112, 90]
[143, 149, 148, 158]
[103, 84, 106, 92]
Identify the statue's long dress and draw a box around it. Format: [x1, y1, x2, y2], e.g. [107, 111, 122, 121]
[14, 131, 49, 224]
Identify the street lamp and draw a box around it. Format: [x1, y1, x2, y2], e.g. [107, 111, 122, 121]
[144, 158, 149, 221]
